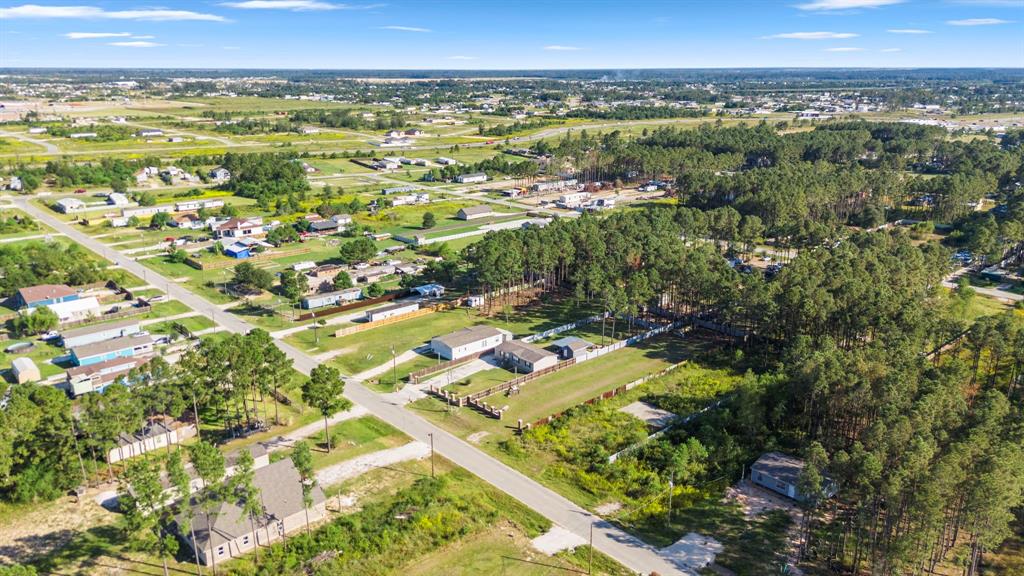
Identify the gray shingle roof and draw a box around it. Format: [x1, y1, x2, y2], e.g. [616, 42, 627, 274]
[433, 325, 506, 349]
[496, 340, 557, 364]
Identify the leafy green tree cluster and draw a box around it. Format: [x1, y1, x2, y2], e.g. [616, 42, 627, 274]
[220, 152, 311, 209]
[0, 241, 106, 298]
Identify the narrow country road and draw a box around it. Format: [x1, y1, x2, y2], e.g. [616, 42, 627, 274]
[15, 197, 696, 576]
[0, 129, 59, 153]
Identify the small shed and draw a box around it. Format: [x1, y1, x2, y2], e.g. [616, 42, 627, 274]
[550, 336, 593, 359]
[412, 283, 445, 298]
[12, 357, 41, 384]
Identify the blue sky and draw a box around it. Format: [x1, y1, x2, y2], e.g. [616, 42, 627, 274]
[0, 0, 1021, 69]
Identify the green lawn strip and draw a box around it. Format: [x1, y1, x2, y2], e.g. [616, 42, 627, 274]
[270, 415, 410, 468]
[363, 352, 438, 393]
[441, 365, 520, 396]
[0, 338, 68, 379]
[146, 315, 215, 335]
[495, 337, 689, 424]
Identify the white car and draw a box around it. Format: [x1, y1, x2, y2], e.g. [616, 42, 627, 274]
[40, 330, 60, 341]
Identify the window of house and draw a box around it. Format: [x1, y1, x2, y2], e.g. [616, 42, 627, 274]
[217, 546, 225, 556]
[242, 535, 249, 545]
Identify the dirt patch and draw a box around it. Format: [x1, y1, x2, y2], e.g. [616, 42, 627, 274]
[595, 502, 622, 516]
[725, 479, 805, 575]
[0, 488, 119, 565]
[467, 431, 490, 444]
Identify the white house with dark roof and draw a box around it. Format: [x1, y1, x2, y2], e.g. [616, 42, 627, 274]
[494, 339, 558, 373]
[750, 452, 837, 503]
[431, 325, 511, 360]
[456, 205, 494, 220]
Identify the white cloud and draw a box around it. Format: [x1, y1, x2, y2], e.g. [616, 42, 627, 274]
[379, 25, 430, 32]
[881, 48, 902, 52]
[447, 55, 478, 60]
[796, 0, 903, 10]
[220, 1, 381, 10]
[131, 35, 155, 39]
[887, 28, 931, 34]
[947, 17, 1012, 25]
[108, 40, 163, 47]
[763, 31, 859, 39]
[64, 31, 131, 39]
[825, 46, 866, 51]
[0, 4, 226, 21]
[544, 45, 582, 51]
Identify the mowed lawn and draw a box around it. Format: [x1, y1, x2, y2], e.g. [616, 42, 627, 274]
[410, 335, 686, 440]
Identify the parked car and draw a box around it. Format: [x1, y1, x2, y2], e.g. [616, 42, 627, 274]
[40, 330, 60, 341]
[74, 188, 86, 194]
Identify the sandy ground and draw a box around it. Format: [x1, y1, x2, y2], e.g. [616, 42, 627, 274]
[619, 400, 677, 428]
[531, 525, 587, 555]
[725, 479, 805, 575]
[315, 441, 430, 487]
[660, 532, 723, 573]
[0, 490, 118, 565]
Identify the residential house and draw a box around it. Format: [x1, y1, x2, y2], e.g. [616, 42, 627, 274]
[301, 288, 362, 310]
[44, 296, 101, 323]
[175, 459, 327, 566]
[15, 284, 79, 309]
[456, 205, 494, 220]
[557, 191, 591, 209]
[494, 340, 559, 373]
[171, 213, 204, 229]
[11, 357, 41, 384]
[108, 418, 197, 464]
[436, 157, 458, 166]
[531, 178, 578, 193]
[411, 283, 445, 298]
[356, 265, 394, 284]
[70, 334, 155, 367]
[405, 128, 423, 136]
[382, 185, 418, 195]
[107, 192, 130, 206]
[61, 319, 141, 349]
[305, 264, 349, 293]
[64, 355, 147, 396]
[137, 129, 164, 137]
[122, 205, 174, 219]
[750, 452, 837, 503]
[55, 197, 86, 213]
[6, 176, 23, 191]
[431, 325, 511, 360]
[365, 301, 419, 323]
[308, 214, 350, 236]
[209, 167, 231, 181]
[456, 172, 488, 184]
[214, 217, 265, 240]
[175, 199, 225, 212]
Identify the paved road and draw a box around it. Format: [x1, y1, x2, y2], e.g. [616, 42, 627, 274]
[943, 267, 1023, 303]
[16, 197, 694, 576]
[0, 129, 59, 153]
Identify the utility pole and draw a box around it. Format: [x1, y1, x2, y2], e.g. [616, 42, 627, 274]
[588, 519, 594, 575]
[428, 432, 435, 478]
[667, 470, 675, 524]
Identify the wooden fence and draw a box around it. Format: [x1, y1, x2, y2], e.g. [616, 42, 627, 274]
[408, 347, 491, 385]
[295, 291, 406, 322]
[59, 303, 153, 329]
[530, 361, 688, 433]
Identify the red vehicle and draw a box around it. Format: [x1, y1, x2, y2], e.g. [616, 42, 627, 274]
[486, 140, 495, 145]
[74, 188, 86, 194]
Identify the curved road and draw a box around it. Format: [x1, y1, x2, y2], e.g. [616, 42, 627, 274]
[15, 197, 694, 576]
[0, 130, 59, 153]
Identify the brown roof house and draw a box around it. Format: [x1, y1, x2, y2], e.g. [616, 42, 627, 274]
[176, 458, 325, 565]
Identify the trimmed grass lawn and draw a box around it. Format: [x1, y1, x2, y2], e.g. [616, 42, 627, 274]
[272, 415, 410, 468]
[408, 336, 687, 442]
[441, 366, 520, 395]
[0, 338, 67, 379]
[146, 314, 216, 335]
